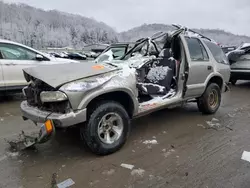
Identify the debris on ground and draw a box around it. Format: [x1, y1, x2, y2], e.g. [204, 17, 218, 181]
[225, 126, 233, 131]
[131, 168, 145, 177]
[228, 113, 235, 118]
[89, 180, 99, 187]
[0, 118, 4, 121]
[0, 155, 7, 162]
[143, 140, 158, 145]
[163, 149, 175, 158]
[197, 124, 206, 129]
[241, 151, 250, 163]
[5, 112, 12, 116]
[6, 131, 38, 151]
[51, 173, 57, 188]
[57, 178, 75, 188]
[205, 118, 221, 130]
[6, 151, 19, 158]
[212, 118, 219, 122]
[149, 174, 164, 181]
[121, 163, 135, 170]
[102, 169, 115, 176]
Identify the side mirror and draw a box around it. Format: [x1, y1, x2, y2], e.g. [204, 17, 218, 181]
[36, 54, 44, 61]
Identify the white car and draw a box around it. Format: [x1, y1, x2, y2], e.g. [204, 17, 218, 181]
[0, 39, 79, 92]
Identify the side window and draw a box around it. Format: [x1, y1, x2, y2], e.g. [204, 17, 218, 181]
[185, 37, 209, 61]
[0, 43, 37, 60]
[200, 41, 209, 60]
[204, 41, 229, 64]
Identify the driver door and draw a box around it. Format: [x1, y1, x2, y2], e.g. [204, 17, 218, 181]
[0, 43, 43, 89]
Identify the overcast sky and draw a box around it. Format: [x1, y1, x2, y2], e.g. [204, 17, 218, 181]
[3, 0, 250, 35]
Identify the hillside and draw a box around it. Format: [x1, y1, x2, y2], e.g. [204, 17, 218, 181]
[119, 24, 250, 46]
[0, 1, 250, 49]
[0, 1, 118, 49]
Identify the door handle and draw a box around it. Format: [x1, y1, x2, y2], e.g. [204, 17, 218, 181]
[207, 66, 212, 70]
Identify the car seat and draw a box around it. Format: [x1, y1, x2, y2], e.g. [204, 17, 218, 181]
[137, 48, 175, 96]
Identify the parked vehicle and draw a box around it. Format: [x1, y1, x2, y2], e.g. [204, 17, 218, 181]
[67, 52, 87, 60]
[49, 52, 62, 58]
[227, 43, 250, 85]
[20, 27, 230, 155]
[222, 46, 237, 54]
[0, 39, 79, 92]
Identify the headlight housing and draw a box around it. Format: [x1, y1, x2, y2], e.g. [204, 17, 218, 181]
[40, 91, 68, 103]
[61, 72, 116, 92]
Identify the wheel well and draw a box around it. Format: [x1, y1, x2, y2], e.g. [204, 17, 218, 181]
[208, 76, 223, 90]
[86, 91, 135, 118]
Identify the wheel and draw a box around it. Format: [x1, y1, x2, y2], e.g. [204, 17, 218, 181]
[81, 101, 131, 155]
[230, 78, 237, 85]
[197, 83, 221, 114]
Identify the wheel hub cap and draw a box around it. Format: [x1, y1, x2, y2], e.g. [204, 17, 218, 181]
[208, 89, 218, 108]
[97, 113, 124, 144]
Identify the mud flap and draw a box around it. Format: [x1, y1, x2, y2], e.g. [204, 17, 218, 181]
[224, 83, 230, 92]
[8, 120, 55, 151]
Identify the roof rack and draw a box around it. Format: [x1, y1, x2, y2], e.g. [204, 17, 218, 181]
[172, 24, 217, 43]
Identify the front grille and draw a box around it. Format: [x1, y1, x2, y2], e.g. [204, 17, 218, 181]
[24, 79, 70, 114]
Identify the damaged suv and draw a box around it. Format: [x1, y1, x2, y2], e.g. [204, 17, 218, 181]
[20, 27, 230, 155]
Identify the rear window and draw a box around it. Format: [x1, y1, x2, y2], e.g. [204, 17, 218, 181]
[204, 41, 229, 64]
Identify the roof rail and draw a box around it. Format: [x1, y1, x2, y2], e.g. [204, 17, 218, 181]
[172, 24, 217, 44]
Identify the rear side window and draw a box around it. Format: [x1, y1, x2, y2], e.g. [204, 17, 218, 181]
[204, 40, 229, 64]
[185, 37, 209, 61]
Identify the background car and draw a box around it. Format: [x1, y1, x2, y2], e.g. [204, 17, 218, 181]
[0, 39, 79, 93]
[227, 43, 250, 85]
[67, 52, 87, 60]
[222, 46, 237, 54]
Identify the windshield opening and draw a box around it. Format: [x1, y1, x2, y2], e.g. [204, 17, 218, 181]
[95, 46, 127, 63]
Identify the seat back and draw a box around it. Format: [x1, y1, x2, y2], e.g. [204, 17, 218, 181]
[158, 48, 176, 75]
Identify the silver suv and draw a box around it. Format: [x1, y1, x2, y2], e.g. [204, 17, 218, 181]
[20, 28, 230, 155]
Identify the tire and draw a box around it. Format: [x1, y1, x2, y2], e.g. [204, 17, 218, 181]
[197, 83, 221, 114]
[81, 101, 131, 155]
[230, 78, 237, 85]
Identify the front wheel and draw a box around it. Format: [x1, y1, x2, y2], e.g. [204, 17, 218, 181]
[81, 101, 131, 155]
[197, 83, 221, 114]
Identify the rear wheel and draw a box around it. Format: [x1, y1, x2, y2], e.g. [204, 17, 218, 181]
[81, 101, 131, 155]
[197, 83, 221, 114]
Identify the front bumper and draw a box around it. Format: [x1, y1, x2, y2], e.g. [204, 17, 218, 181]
[21, 101, 87, 128]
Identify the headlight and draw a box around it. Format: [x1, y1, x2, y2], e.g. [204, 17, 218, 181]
[40, 91, 68, 103]
[61, 72, 116, 92]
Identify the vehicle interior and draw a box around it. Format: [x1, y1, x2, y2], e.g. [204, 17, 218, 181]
[136, 34, 183, 103]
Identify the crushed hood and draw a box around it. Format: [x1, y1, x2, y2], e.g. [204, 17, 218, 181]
[23, 61, 120, 88]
